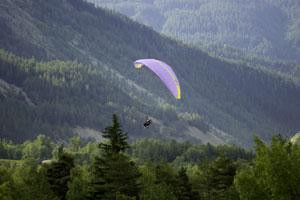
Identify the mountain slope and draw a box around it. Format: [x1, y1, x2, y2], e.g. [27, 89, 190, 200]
[90, 0, 300, 63]
[1, 0, 300, 147]
[0, 49, 215, 143]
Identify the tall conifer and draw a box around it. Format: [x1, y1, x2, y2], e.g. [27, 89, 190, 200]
[89, 114, 140, 200]
[45, 145, 74, 200]
[175, 167, 194, 200]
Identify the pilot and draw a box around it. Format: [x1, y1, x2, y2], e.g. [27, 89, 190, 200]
[143, 117, 152, 127]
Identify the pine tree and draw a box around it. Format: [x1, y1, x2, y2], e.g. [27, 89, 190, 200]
[175, 167, 194, 200]
[206, 156, 238, 200]
[100, 114, 129, 154]
[88, 114, 141, 200]
[44, 145, 74, 200]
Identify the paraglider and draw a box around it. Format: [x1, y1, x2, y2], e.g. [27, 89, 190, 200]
[143, 116, 152, 128]
[134, 59, 181, 127]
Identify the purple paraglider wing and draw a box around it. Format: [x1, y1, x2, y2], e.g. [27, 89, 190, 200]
[134, 59, 181, 99]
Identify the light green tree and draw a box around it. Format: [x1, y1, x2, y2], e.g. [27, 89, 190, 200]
[235, 135, 300, 200]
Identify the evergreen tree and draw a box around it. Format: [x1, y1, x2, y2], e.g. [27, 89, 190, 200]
[100, 114, 129, 154]
[88, 114, 141, 200]
[174, 167, 195, 200]
[44, 145, 74, 200]
[202, 156, 238, 200]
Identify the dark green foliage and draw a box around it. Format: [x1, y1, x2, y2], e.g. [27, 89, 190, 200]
[45, 145, 75, 200]
[129, 139, 191, 163]
[153, 165, 198, 200]
[155, 164, 177, 187]
[139, 164, 177, 200]
[130, 139, 254, 165]
[92, 0, 300, 63]
[89, 115, 141, 200]
[194, 155, 239, 200]
[101, 114, 129, 154]
[99, 153, 141, 199]
[174, 168, 195, 200]
[206, 156, 238, 199]
[0, 48, 205, 144]
[1, 0, 300, 146]
[2, 130, 300, 199]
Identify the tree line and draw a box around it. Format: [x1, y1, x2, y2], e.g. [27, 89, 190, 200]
[1, 114, 299, 199]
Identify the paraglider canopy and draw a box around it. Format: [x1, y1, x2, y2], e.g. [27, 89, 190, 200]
[290, 132, 300, 145]
[134, 59, 181, 99]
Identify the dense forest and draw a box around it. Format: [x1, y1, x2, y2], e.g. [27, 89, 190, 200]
[90, 0, 300, 63]
[1, 0, 300, 147]
[1, 114, 300, 200]
[1, 0, 300, 199]
[0, 48, 211, 143]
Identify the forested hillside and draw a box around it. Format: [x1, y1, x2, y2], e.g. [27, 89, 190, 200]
[1, 0, 300, 147]
[90, 0, 300, 63]
[0, 49, 212, 143]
